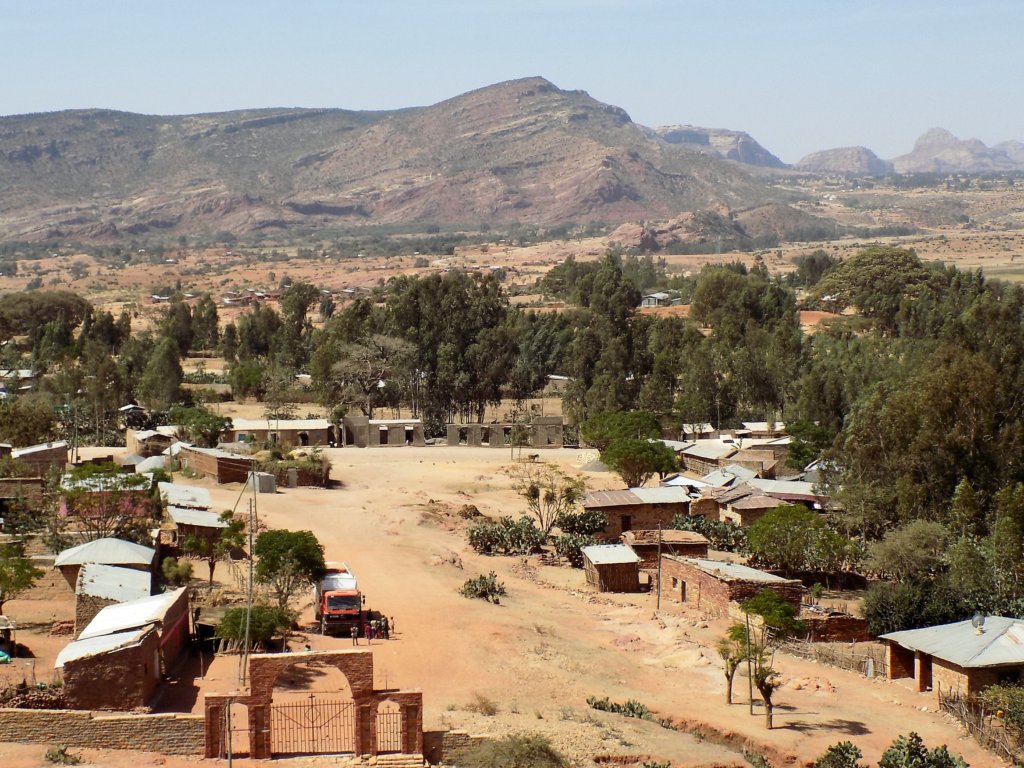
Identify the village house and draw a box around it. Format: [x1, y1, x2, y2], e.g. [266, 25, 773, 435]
[446, 416, 564, 449]
[55, 587, 190, 710]
[739, 421, 787, 439]
[74, 562, 153, 636]
[680, 423, 717, 440]
[582, 486, 693, 539]
[177, 445, 253, 484]
[125, 427, 177, 457]
[11, 440, 68, 476]
[342, 415, 425, 447]
[715, 483, 786, 526]
[0, 476, 45, 529]
[659, 555, 805, 618]
[582, 544, 641, 592]
[225, 417, 333, 447]
[881, 617, 1024, 699]
[676, 439, 740, 476]
[54, 537, 157, 591]
[165, 505, 228, 547]
[621, 529, 709, 589]
[158, 481, 212, 510]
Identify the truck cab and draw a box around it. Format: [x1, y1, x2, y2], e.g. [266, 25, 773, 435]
[314, 563, 363, 635]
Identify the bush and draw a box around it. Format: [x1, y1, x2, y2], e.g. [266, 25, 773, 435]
[556, 509, 606, 536]
[670, 514, 747, 552]
[586, 695, 678, 730]
[814, 741, 864, 768]
[452, 733, 567, 768]
[465, 691, 499, 716]
[861, 578, 971, 636]
[466, 516, 546, 555]
[554, 533, 595, 568]
[460, 572, 507, 603]
[979, 684, 1024, 729]
[161, 556, 193, 587]
[44, 746, 81, 765]
[216, 604, 293, 649]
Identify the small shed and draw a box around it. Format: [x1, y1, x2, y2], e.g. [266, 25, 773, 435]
[881, 617, 1024, 699]
[158, 481, 212, 510]
[55, 626, 161, 710]
[582, 544, 641, 593]
[166, 505, 228, 546]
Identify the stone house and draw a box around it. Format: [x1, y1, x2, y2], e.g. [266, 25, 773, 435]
[881, 617, 1024, 699]
[582, 486, 692, 539]
[55, 537, 156, 591]
[177, 446, 252, 484]
[225, 418, 333, 447]
[74, 563, 153, 637]
[125, 429, 177, 458]
[11, 441, 68, 476]
[659, 555, 805, 617]
[677, 440, 739, 476]
[621, 529, 709, 570]
[343, 415, 425, 447]
[582, 544, 641, 593]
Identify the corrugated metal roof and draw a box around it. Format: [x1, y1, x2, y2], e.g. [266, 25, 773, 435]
[78, 587, 186, 640]
[681, 440, 739, 461]
[748, 478, 822, 500]
[61, 472, 152, 493]
[12, 440, 68, 457]
[662, 474, 709, 489]
[675, 557, 796, 584]
[622, 530, 708, 545]
[741, 422, 787, 433]
[631, 486, 691, 504]
[55, 626, 154, 668]
[583, 489, 642, 508]
[76, 563, 151, 602]
[582, 544, 641, 565]
[55, 538, 156, 568]
[229, 418, 331, 431]
[880, 617, 1024, 668]
[167, 506, 227, 528]
[159, 482, 212, 510]
[136, 455, 167, 474]
[730, 495, 785, 511]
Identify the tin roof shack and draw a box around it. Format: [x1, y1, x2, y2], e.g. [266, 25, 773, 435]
[54, 537, 156, 591]
[622, 530, 709, 572]
[717, 486, 786, 526]
[158, 481, 212, 510]
[677, 440, 739, 476]
[881, 617, 1024, 700]
[582, 486, 692, 539]
[659, 556, 805, 618]
[75, 563, 153, 637]
[55, 626, 161, 710]
[166, 506, 228, 547]
[178, 445, 252, 484]
[11, 440, 68, 476]
[582, 545, 641, 593]
[126, 428, 176, 457]
[225, 418, 333, 447]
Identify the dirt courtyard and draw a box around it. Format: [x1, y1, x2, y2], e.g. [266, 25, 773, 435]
[1, 445, 1005, 767]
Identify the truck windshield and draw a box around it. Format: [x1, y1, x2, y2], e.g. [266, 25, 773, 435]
[327, 595, 360, 611]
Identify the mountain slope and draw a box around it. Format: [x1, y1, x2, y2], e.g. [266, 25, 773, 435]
[0, 78, 782, 242]
[796, 146, 893, 175]
[653, 125, 786, 168]
[892, 128, 1024, 173]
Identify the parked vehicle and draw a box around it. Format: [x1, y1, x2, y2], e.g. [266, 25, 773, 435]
[314, 563, 363, 636]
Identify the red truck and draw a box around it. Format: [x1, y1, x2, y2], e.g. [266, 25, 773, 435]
[314, 563, 363, 636]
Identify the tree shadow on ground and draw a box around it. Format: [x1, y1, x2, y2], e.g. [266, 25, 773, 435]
[780, 718, 870, 735]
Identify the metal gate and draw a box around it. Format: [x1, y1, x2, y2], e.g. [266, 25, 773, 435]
[376, 705, 403, 753]
[270, 694, 355, 756]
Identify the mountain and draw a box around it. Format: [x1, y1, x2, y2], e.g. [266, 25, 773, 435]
[796, 146, 893, 175]
[653, 125, 786, 168]
[892, 128, 1024, 173]
[0, 78, 783, 242]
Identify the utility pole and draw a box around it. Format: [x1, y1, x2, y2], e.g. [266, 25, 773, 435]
[240, 461, 257, 686]
[746, 611, 754, 716]
[656, 522, 663, 611]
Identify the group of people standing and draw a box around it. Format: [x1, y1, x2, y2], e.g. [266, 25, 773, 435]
[350, 614, 393, 645]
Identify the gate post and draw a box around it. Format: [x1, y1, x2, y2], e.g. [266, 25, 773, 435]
[204, 698, 226, 758]
[358, 703, 374, 755]
[250, 703, 271, 759]
[404, 703, 422, 755]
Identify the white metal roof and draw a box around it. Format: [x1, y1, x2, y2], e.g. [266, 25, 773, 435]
[582, 544, 641, 565]
[55, 538, 156, 568]
[76, 563, 152, 602]
[630, 486, 692, 504]
[229, 418, 331, 431]
[135, 455, 167, 474]
[167, 505, 227, 528]
[159, 482, 212, 510]
[748, 478, 820, 498]
[681, 440, 739, 461]
[662, 474, 710, 489]
[55, 626, 153, 668]
[741, 422, 787, 433]
[78, 587, 186, 640]
[680, 557, 794, 583]
[881, 617, 1024, 668]
[61, 471, 152, 493]
[681, 423, 715, 434]
[12, 440, 68, 457]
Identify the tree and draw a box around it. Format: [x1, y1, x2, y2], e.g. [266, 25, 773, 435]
[747, 505, 836, 575]
[215, 604, 292, 651]
[169, 406, 231, 448]
[601, 438, 677, 488]
[137, 337, 183, 410]
[865, 521, 948, 581]
[183, 511, 246, 586]
[0, 541, 44, 613]
[507, 462, 586, 535]
[717, 625, 748, 705]
[738, 590, 804, 729]
[254, 529, 327, 609]
[580, 410, 661, 452]
[879, 733, 967, 768]
[59, 462, 160, 542]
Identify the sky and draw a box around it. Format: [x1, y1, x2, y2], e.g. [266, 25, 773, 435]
[2, 1, 1022, 164]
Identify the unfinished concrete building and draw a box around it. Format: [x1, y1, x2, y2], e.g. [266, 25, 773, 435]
[446, 416, 563, 449]
[342, 416, 425, 447]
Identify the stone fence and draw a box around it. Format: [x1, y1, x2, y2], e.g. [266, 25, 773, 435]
[0, 708, 204, 754]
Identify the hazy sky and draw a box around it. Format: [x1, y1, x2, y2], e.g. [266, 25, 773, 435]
[3, 1, 1021, 164]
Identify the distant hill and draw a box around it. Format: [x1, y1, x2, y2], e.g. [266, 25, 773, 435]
[892, 128, 1024, 173]
[0, 77, 784, 242]
[653, 125, 786, 168]
[796, 146, 893, 175]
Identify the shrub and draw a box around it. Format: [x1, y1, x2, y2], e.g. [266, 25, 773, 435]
[465, 691, 499, 716]
[452, 733, 567, 768]
[466, 516, 546, 555]
[216, 604, 293, 649]
[554, 533, 595, 568]
[44, 746, 81, 765]
[161, 556, 193, 587]
[460, 572, 507, 603]
[814, 741, 864, 768]
[670, 514, 747, 552]
[979, 683, 1024, 729]
[556, 509, 607, 536]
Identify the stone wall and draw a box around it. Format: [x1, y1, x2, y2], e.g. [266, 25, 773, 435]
[74, 593, 116, 637]
[0, 708, 204, 754]
[886, 641, 914, 679]
[596, 503, 691, 540]
[63, 630, 160, 710]
[801, 612, 872, 643]
[659, 556, 804, 617]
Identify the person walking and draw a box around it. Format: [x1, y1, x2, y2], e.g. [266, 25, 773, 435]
[390, 616, 396, 635]
[381, 615, 390, 640]
[350, 624, 359, 646]
[364, 620, 372, 645]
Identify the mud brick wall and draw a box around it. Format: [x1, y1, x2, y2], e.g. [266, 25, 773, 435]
[802, 613, 873, 643]
[887, 642, 914, 679]
[0, 708, 204, 754]
[660, 556, 732, 615]
[437, 729, 487, 762]
[74, 593, 117, 637]
[63, 630, 160, 710]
